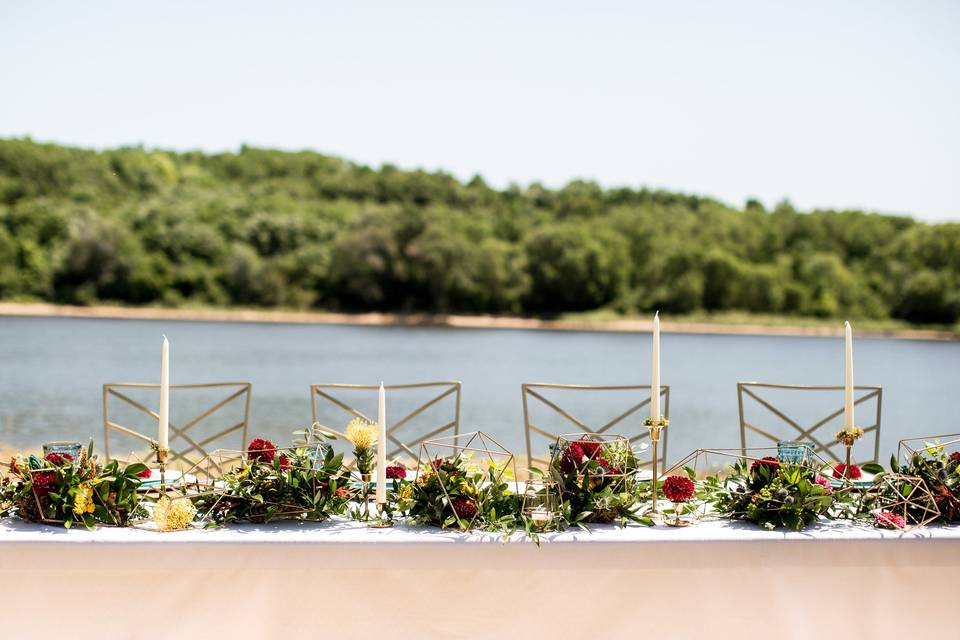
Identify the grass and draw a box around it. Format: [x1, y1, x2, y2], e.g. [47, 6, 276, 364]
[560, 309, 960, 335]
[1, 301, 957, 340]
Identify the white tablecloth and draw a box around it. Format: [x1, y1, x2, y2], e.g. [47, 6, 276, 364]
[1, 517, 957, 639]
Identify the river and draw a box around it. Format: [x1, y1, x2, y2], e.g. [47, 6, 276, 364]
[1, 316, 957, 466]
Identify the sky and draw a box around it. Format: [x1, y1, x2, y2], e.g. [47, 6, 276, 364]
[1, 1, 958, 221]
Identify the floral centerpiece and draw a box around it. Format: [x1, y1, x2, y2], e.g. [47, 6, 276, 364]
[705, 456, 836, 531]
[398, 455, 518, 530]
[2, 441, 147, 529]
[198, 438, 351, 525]
[548, 435, 649, 527]
[882, 445, 960, 523]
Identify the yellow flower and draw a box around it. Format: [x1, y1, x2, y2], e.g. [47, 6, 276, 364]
[458, 481, 480, 498]
[835, 426, 864, 446]
[398, 484, 413, 501]
[345, 418, 378, 449]
[72, 484, 95, 516]
[153, 496, 197, 531]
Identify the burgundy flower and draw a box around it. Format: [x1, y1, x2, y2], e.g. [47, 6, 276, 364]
[44, 452, 73, 466]
[247, 438, 278, 464]
[578, 441, 603, 460]
[278, 454, 291, 471]
[32, 471, 56, 498]
[385, 465, 406, 480]
[750, 456, 780, 475]
[560, 442, 585, 472]
[596, 458, 614, 474]
[663, 475, 696, 503]
[452, 497, 478, 521]
[431, 458, 457, 474]
[814, 475, 833, 494]
[949, 452, 960, 464]
[832, 463, 862, 480]
[875, 510, 906, 530]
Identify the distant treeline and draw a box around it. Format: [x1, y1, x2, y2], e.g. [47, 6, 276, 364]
[0, 139, 958, 325]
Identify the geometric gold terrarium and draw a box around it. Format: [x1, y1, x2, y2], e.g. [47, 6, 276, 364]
[520, 478, 561, 530]
[863, 473, 941, 532]
[661, 446, 858, 524]
[897, 432, 960, 465]
[548, 433, 639, 494]
[894, 433, 960, 523]
[546, 433, 641, 524]
[413, 431, 518, 530]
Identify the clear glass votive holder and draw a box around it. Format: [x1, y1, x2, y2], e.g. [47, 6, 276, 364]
[776, 441, 812, 465]
[42, 441, 83, 463]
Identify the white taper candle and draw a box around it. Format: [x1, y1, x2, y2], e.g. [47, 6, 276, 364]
[843, 321, 854, 428]
[376, 382, 387, 504]
[159, 335, 169, 450]
[651, 312, 660, 419]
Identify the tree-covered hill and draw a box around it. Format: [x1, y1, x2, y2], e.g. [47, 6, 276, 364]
[0, 138, 957, 325]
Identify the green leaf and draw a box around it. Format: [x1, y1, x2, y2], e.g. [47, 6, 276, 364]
[861, 463, 884, 475]
[125, 463, 148, 478]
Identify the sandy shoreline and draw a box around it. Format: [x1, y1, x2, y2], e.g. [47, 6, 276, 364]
[0, 302, 956, 341]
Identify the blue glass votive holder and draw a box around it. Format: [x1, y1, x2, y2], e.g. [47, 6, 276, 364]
[777, 441, 812, 464]
[42, 441, 83, 463]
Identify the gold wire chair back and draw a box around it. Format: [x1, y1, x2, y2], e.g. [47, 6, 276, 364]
[737, 382, 882, 464]
[310, 381, 461, 467]
[102, 382, 252, 472]
[521, 383, 670, 471]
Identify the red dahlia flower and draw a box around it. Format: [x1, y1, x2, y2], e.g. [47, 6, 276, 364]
[452, 497, 478, 521]
[278, 454, 291, 471]
[44, 452, 73, 466]
[247, 438, 278, 464]
[875, 511, 906, 530]
[578, 441, 603, 460]
[560, 442, 585, 472]
[832, 463, 862, 480]
[137, 467, 152, 479]
[385, 465, 406, 480]
[663, 475, 696, 503]
[32, 471, 56, 498]
[750, 456, 780, 475]
[949, 452, 960, 464]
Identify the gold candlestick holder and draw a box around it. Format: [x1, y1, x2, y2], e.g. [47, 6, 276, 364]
[367, 501, 394, 528]
[644, 416, 669, 521]
[835, 426, 864, 479]
[150, 441, 170, 497]
[668, 506, 690, 527]
[359, 473, 372, 521]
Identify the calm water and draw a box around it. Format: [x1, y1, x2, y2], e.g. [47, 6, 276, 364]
[0, 316, 957, 466]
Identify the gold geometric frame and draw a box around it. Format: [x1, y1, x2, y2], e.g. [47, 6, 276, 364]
[898, 432, 960, 465]
[414, 431, 518, 530]
[662, 446, 855, 524]
[521, 383, 670, 470]
[103, 382, 252, 473]
[310, 381, 461, 466]
[865, 473, 941, 532]
[737, 382, 882, 463]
